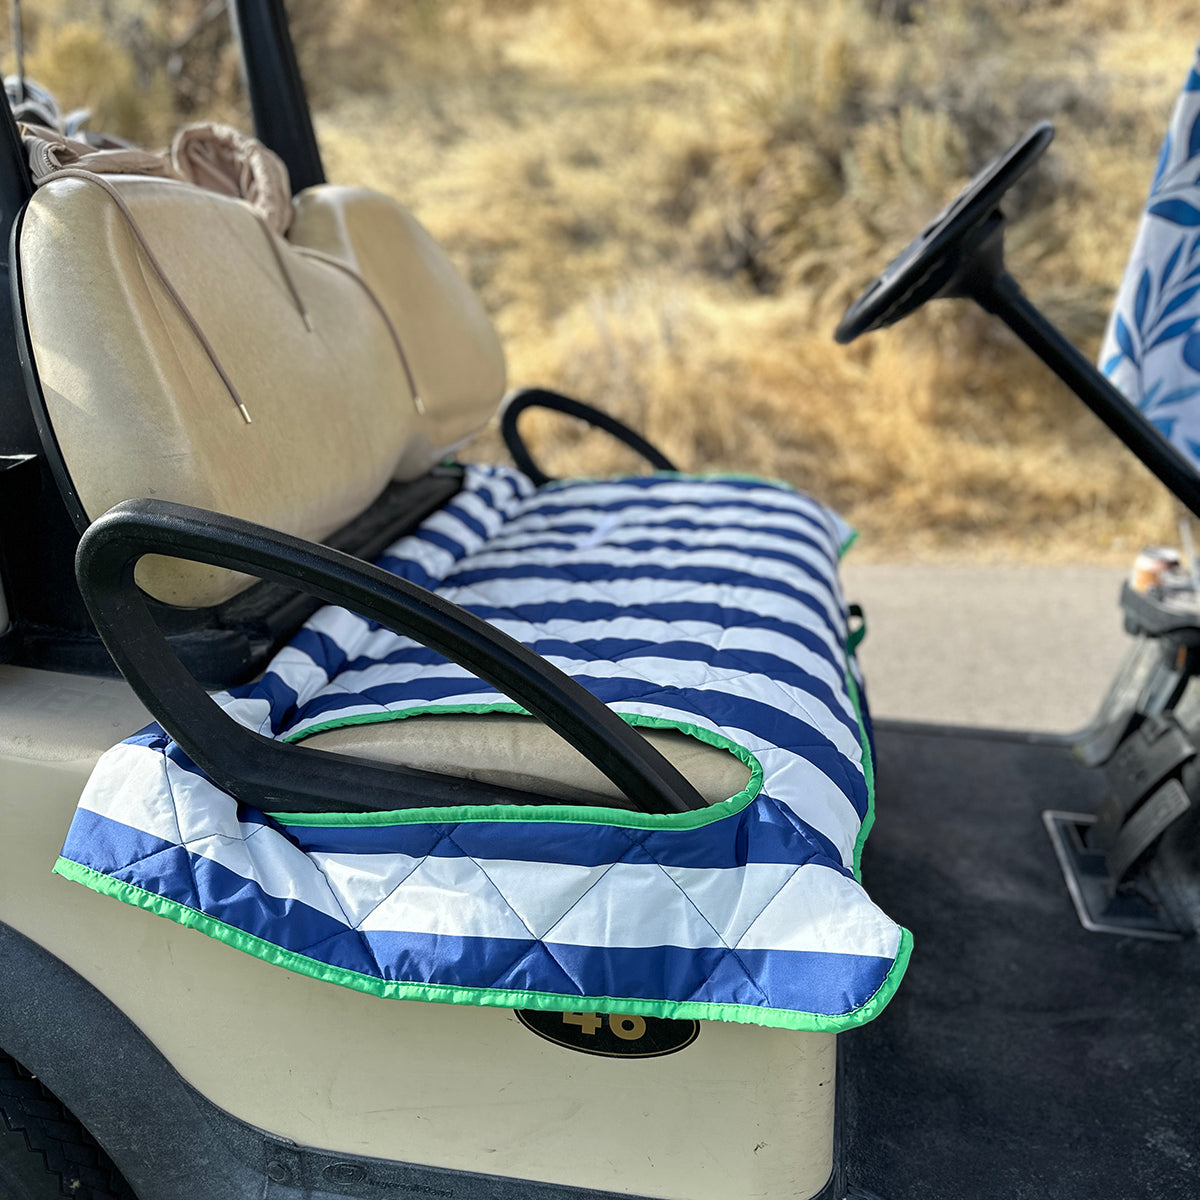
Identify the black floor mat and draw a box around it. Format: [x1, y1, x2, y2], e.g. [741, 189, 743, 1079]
[843, 722, 1200, 1200]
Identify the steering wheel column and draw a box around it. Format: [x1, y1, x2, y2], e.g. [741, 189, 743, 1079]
[835, 120, 1200, 519]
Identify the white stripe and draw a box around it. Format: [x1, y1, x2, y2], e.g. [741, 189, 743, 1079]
[430, 612, 855, 712]
[378, 528, 459, 582]
[309, 852, 893, 957]
[78, 742, 183, 844]
[537, 860, 890, 955]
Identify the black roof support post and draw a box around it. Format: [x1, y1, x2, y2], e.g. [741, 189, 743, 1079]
[0, 90, 36, 458]
[229, 0, 325, 193]
[1, 73, 94, 664]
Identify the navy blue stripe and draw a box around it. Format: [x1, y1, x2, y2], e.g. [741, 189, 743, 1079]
[83, 737, 853, 873]
[474, 538, 581, 555]
[289, 628, 349, 677]
[362, 932, 892, 1017]
[439, 505, 489, 541]
[62, 809, 383, 975]
[441, 562, 843, 638]
[405, 526, 466, 559]
[282, 797, 851, 875]
[231, 670, 302, 732]
[259, 672, 301, 729]
[63, 808, 203, 910]
[489, 522, 596, 539]
[125, 723, 169, 748]
[375, 542, 440, 589]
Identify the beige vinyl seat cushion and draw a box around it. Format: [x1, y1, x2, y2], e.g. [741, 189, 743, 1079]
[301, 717, 751, 807]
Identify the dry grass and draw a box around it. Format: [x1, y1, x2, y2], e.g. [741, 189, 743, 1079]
[7, 0, 1198, 561]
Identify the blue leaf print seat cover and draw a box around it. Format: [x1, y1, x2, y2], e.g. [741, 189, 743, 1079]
[1102, 47, 1200, 455]
[55, 468, 911, 1032]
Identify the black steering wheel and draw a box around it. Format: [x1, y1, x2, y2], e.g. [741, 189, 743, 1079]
[835, 121, 1055, 344]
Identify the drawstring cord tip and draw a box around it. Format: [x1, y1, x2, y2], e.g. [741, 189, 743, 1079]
[414, 394, 426, 415]
[238, 403, 253, 424]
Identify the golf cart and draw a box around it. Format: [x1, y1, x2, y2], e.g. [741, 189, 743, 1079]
[0, 4, 1197, 1199]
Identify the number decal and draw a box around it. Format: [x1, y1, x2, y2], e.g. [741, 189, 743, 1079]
[609, 1014, 647, 1040]
[515, 1009, 699, 1058]
[562, 1011, 603, 1035]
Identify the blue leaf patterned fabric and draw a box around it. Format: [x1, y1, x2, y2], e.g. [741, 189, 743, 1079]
[54, 467, 910, 1032]
[1102, 45, 1200, 466]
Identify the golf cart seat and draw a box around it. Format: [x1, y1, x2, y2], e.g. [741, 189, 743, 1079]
[10, 127, 903, 1048]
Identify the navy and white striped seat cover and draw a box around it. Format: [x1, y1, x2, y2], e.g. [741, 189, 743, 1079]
[56, 467, 911, 1032]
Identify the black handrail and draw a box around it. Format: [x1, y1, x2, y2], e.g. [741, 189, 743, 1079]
[501, 388, 677, 487]
[76, 500, 707, 816]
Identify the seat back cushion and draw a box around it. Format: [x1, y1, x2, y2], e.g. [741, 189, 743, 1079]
[18, 175, 504, 607]
[288, 185, 505, 470]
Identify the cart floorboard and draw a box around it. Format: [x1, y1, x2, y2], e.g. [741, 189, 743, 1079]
[845, 721, 1200, 1200]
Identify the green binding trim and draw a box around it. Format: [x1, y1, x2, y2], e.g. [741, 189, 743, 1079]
[838, 529, 859, 559]
[273, 711, 764, 829]
[844, 649, 875, 884]
[846, 605, 867, 655]
[52, 858, 914, 1034]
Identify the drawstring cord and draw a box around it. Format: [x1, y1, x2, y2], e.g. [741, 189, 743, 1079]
[34, 170, 428, 423]
[254, 216, 313, 333]
[293, 244, 425, 415]
[38, 168, 258, 423]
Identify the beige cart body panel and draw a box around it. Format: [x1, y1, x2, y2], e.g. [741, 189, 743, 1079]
[0, 665, 836, 1199]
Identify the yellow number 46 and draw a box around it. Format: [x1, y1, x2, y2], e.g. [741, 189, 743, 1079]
[561, 1012, 647, 1040]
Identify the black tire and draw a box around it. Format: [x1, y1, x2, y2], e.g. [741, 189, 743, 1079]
[0, 1050, 135, 1200]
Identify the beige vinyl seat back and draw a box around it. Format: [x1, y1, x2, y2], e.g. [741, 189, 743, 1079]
[17, 169, 749, 806]
[17, 175, 506, 608]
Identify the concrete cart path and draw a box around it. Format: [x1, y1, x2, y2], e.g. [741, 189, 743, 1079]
[840, 564, 1131, 734]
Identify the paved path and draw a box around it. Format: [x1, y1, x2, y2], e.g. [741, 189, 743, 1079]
[839, 564, 1132, 734]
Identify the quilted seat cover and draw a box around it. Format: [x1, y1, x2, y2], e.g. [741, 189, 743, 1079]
[56, 467, 911, 1032]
